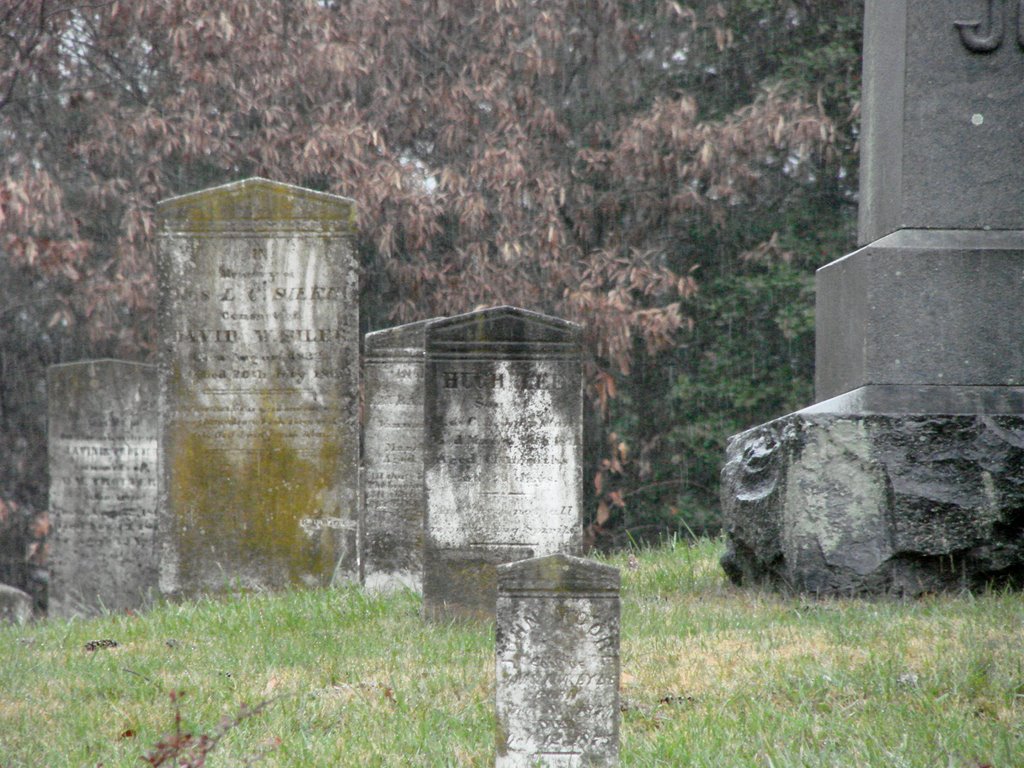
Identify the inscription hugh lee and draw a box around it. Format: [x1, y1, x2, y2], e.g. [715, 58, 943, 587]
[421, 307, 583, 622]
[431, 361, 579, 543]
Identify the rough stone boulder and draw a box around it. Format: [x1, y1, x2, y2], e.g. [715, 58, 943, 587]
[720, 412, 1024, 596]
[0, 583, 33, 624]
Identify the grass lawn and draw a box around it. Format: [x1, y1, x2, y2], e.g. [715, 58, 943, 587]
[0, 538, 1021, 766]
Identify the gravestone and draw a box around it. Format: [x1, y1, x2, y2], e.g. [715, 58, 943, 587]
[422, 307, 583, 621]
[157, 178, 359, 596]
[720, 0, 1024, 595]
[362, 319, 432, 592]
[495, 554, 620, 767]
[47, 360, 159, 616]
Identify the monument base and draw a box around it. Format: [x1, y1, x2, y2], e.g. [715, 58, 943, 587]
[815, 230, 1024, 401]
[720, 397, 1024, 596]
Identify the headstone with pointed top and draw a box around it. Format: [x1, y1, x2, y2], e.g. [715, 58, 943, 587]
[156, 178, 359, 596]
[422, 307, 583, 621]
[495, 554, 621, 767]
[48, 360, 159, 617]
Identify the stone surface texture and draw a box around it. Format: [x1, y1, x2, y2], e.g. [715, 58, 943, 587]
[858, 0, 1024, 244]
[362, 319, 432, 593]
[495, 554, 620, 767]
[422, 307, 583, 621]
[157, 178, 359, 596]
[0, 583, 33, 625]
[721, 411, 1024, 595]
[815, 230, 1024, 401]
[47, 360, 159, 617]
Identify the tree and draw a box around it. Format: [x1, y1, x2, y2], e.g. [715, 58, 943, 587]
[0, 0, 858, 547]
[631, 0, 862, 539]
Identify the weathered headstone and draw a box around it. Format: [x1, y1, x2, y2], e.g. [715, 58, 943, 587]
[495, 554, 620, 767]
[362, 319, 432, 592]
[47, 360, 159, 616]
[423, 307, 583, 621]
[720, 0, 1024, 595]
[157, 178, 359, 596]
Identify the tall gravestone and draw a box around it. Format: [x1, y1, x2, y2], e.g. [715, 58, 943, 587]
[422, 307, 583, 621]
[495, 554, 621, 767]
[362, 319, 432, 592]
[721, 0, 1024, 595]
[157, 178, 359, 596]
[48, 360, 159, 616]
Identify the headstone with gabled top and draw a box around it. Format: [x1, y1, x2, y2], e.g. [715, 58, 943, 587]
[495, 554, 621, 767]
[156, 178, 359, 596]
[422, 307, 583, 621]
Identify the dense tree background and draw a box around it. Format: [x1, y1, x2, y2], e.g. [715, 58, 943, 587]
[0, 0, 863, 566]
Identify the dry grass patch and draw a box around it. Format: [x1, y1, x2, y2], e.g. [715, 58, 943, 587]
[1, 541, 1021, 767]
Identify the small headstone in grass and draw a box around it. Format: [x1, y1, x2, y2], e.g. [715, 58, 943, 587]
[47, 360, 159, 617]
[495, 553, 620, 767]
[157, 178, 359, 597]
[422, 307, 584, 621]
[362, 319, 432, 593]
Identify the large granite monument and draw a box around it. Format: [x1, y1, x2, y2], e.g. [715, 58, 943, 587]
[47, 360, 159, 616]
[157, 179, 359, 596]
[422, 307, 583, 620]
[495, 554, 621, 767]
[721, 0, 1024, 595]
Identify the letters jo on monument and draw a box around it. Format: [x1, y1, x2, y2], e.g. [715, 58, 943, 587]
[954, 0, 1024, 51]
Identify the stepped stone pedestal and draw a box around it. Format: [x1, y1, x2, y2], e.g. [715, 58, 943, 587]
[720, 0, 1024, 595]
